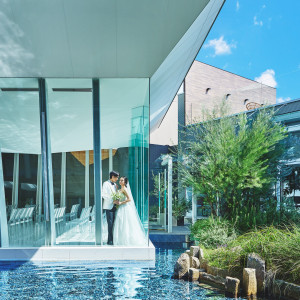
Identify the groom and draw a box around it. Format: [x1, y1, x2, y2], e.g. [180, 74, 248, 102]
[102, 170, 119, 245]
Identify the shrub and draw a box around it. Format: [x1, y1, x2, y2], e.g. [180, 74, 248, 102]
[191, 217, 238, 249]
[205, 226, 300, 284]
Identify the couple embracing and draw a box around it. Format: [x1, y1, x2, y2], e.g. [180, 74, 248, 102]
[102, 171, 147, 246]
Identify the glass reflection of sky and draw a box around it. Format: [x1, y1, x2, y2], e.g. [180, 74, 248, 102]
[0, 249, 246, 299]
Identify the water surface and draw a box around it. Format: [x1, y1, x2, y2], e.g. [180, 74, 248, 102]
[0, 248, 246, 299]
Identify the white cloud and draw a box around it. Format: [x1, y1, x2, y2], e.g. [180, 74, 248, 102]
[254, 69, 277, 88]
[277, 97, 291, 103]
[236, 1, 240, 11]
[254, 16, 263, 26]
[204, 36, 236, 56]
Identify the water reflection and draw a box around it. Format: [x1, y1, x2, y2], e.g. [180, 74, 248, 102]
[0, 249, 245, 299]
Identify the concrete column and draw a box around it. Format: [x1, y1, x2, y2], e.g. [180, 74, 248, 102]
[158, 172, 161, 217]
[276, 181, 281, 211]
[85, 150, 89, 208]
[60, 152, 66, 208]
[12, 153, 19, 208]
[192, 188, 197, 224]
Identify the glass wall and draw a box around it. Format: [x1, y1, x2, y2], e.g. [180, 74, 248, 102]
[0, 77, 149, 248]
[0, 78, 45, 247]
[47, 79, 95, 245]
[100, 79, 149, 243]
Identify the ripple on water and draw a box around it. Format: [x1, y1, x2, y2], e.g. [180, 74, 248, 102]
[0, 248, 246, 299]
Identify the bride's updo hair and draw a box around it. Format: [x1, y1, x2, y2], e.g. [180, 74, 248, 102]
[122, 176, 128, 187]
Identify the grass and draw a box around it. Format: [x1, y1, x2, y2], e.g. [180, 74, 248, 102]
[203, 226, 300, 284]
[191, 217, 238, 249]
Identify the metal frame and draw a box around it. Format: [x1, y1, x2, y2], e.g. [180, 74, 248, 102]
[93, 78, 103, 245]
[36, 154, 42, 217]
[109, 149, 113, 173]
[85, 150, 90, 208]
[39, 78, 56, 246]
[12, 153, 19, 208]
[60, 152, 66, 208]
[0, 148, 9, 247]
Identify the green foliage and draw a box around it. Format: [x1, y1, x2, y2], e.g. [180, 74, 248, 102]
[149, 205, 159, 218]
[178, 102, 289, 229]
[191, 217, 238, 249]
[205, 226, 300, 285]
[173, 196, 192, 218]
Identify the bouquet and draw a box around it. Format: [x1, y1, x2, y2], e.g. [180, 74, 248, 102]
[112, 191, 125, 204]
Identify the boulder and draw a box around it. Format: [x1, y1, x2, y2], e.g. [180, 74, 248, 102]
[199, 258, 208, 271]
[247, 253, 265, 295]
[199, 272, 226, 289]
[190, 256, 200, 269]
[207, 265, 229, 278]
[185, 250, 191, 256]
[199, 248, 205, 260]
[174, 253, 190, 279]
[190, 246, 200, 258]
[272, 280, 300, 300]
[188, 268, 199, 281]
[225, 276, 240, 298]
[243, 268, 257, 296]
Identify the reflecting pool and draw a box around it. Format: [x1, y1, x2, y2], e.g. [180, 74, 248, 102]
[0, 249, 245, 299]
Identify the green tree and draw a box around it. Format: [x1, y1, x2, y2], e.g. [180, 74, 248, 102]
[178, 103, 288, 228]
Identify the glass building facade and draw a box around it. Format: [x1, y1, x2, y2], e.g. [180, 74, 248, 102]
[0, 78, 149, 247]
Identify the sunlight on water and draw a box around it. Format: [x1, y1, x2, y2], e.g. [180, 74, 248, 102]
[0, 249, 246, 299]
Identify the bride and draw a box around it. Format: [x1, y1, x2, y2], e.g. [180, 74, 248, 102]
[113, 176, 147, 246]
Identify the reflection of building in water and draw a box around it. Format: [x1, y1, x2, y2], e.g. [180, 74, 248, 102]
[113, 268, 144, 298]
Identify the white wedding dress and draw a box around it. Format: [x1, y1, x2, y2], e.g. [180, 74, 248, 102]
[113, 185, 147, 246]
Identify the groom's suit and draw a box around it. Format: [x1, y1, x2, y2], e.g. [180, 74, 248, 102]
[102, 180, 117, 245]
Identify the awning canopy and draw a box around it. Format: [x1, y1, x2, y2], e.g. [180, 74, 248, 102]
[0, 0, 225, 152]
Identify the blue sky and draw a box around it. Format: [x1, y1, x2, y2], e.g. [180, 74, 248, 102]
[196, 0, 300, 103]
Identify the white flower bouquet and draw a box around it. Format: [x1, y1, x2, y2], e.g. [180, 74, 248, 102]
[112, 191, 125, 204]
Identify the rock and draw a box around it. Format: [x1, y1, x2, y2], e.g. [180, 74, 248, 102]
[199, 270, 206, 280]
[272, 280, 300, 300]
[174, 253, 190, 279]
[199, 248, 205, 260]
[243, 268, 257, 296]
[207, 265, 229, 278]
[247, 253, 266, 295]
[199, 272, 226, 289]
[185, 250, 190, 256]
[199, 258, 208, 271]
[190, 256, 200, 269]
[190, 246, 200, 258]
[225, 276, 240, 298]
[188, 268, 199, 281]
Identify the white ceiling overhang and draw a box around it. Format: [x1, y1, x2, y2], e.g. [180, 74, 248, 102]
[0, 0, 225, 153]
[0, 0, 211, 78]
[150, 0, 225, 131]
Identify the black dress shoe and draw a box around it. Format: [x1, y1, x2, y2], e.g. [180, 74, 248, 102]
[108, 241, 113, 245]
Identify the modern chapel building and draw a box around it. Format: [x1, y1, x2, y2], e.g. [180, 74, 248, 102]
[0, 0, 225, 260]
